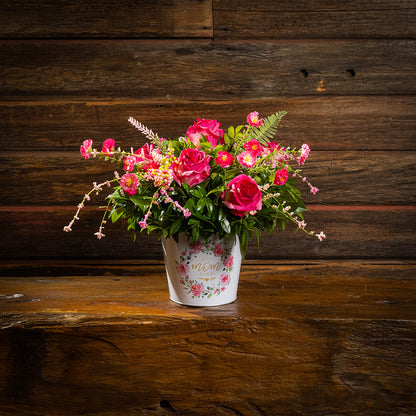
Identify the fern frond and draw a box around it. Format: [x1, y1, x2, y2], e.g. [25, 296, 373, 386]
[249, 111, 287, 145]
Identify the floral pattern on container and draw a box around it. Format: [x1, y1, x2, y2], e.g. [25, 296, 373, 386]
[175, 237, 235, 299]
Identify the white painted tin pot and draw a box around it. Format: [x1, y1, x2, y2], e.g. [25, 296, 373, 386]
[161, 234, 242, 307]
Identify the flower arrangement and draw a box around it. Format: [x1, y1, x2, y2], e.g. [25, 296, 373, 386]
[64, 111, 325, 257]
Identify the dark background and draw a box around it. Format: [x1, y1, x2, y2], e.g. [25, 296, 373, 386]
[1, 0, 415, 263]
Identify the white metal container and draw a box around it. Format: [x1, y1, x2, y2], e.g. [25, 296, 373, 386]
[161, 234, 241, 307]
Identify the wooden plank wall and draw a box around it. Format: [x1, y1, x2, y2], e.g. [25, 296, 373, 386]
[0, 0, 415, 262]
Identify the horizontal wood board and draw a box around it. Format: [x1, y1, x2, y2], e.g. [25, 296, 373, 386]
[1, 0, 414, 39]
[213, 0, 416, 39]
[1, 208, 415, 260]
[0, 0, 213, 39]
[1, 96, 415, 151]
[1, 40, 415, 98]
[0, 264, 415, 415]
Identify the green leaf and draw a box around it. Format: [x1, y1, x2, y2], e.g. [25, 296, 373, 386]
[228, 126, 235, 138]
[109, 208, 123, 223]
[220, 218, 231, 233]
[169, 219, 182, 235]
[196, 198, 206, 212]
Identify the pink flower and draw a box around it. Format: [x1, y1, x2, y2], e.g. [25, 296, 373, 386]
[221, 273, 231, 286]
[186, 118, 225, 147]
[274, 168, 289, 185]
[123, 155, 137, 172]
[80, 139, 93, 159]
[102, 138, 115, 155]
[244, 139, 263, 156]
[215, 151, 235, 168]
[189, 241, 203, 253]
[176, 263, 189, 275]
[309, 185, 319, 195]
[237, 151, 257, 168]
[213, 244, 225, 257]
[173, 148, 211, 187]
[120, 173, 139, 195]
[136, 143, 155, 161]
[316, 231, 326, 241]
[298, 143, 310, 165]
[247, 111, 263, 127]
[267, 141, 281, 151]
[134, 143, 160, 169]
[224, 256, 234, 268]
[190, 283, 204, 297]
[221, 174, 262, 217]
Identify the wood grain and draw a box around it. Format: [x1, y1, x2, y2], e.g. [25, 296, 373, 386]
[0, 265, 415, 415]
[213, 0, 416, 39]
[0, 208, 415, 260]
[0, 0, 213, 38]
[1, 96, 415, 151]
[1, 151, 414, 205]
[1, 40, 415, 98]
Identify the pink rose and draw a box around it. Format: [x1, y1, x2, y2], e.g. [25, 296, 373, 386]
[186, 118, 225, 147]
[189, 241, 203, 253]
[173, 148, 211, 187]
[120, 173, 139, 195]
[247, 111, 263, 127]
[102, 138, 115, 155]
[274, 168, 289, 185]
[80, 139, 92, 159]
[213, 244, 225, 257]
[224, 256, 234, 268]
[176, 263, 189, 275]
[221, 174, 262, 217]
[215, 151, 234, 168]
[221, 273, 231, 286]
[190, 283, 204, 297]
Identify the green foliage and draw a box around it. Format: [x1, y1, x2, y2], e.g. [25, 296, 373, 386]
[67, 112, 323, 259]
[249, 111, 287, 145]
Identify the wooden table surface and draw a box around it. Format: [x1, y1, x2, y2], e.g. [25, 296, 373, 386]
[1, 262, 415, 415]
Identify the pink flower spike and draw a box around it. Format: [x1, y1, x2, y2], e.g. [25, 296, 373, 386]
[309, 185, 319, 194]
[247, 111, 263, 127]
[94, 227, 105, 239]
[139, 220, 148, 229]
[297, 220, 306, 229]
[80, 139, 93, 159]
[298, 143, 310, 165]
[317, 231, 326, 241]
